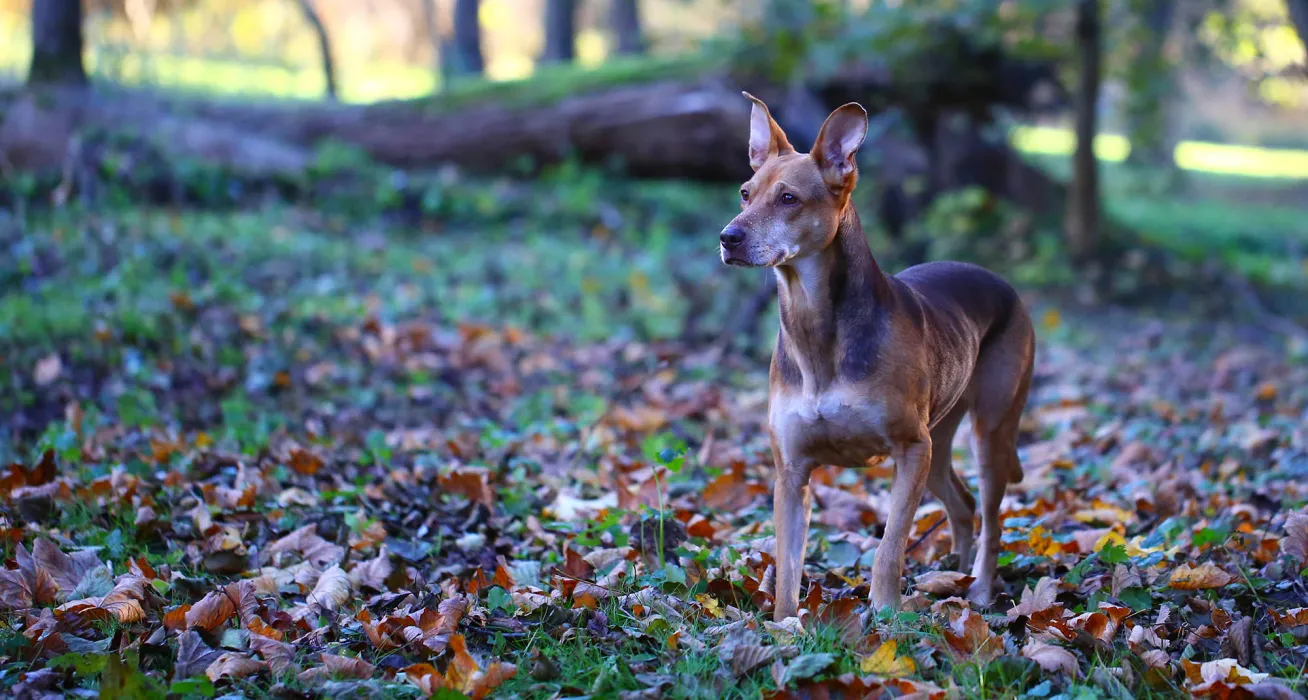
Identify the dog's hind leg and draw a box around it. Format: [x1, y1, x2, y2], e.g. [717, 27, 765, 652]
[966, 307, 1035, 606]
[926, 403, 975, 568]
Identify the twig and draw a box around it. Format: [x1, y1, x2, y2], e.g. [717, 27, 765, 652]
[905, 516, 947, 554]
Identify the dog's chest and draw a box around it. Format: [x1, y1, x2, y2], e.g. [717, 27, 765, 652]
[769, 385, 893, 468]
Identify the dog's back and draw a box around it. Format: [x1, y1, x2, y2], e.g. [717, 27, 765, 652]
[894, 261, 1025, 348]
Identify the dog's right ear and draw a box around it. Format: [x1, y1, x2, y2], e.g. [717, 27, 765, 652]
[742, 92, 794, 171]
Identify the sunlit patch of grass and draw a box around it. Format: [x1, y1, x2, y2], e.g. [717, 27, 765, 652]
[1011, 125, 1308, 179]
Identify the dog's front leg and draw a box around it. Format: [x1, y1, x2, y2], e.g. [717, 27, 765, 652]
[869, 438, 932, 611]
[772, 458, 814, 621]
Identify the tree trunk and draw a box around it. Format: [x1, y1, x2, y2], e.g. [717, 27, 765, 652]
[294, 0, 338, 100]
[453, 0, 485, 75]
[611, 0, 644, 56]
[1124, 0, 1175, 167]
[543, 0, 577, 64]
[1067, 0, 1102, 262]
[1287, 0, 1308, 54]
[420, 0, 441, 80]
[28, 0, 87, 86]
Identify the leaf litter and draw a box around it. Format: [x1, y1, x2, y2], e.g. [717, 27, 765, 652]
[2, 214, 1308, 698]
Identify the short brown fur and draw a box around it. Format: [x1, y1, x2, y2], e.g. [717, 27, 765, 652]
[721, 93, 1035, 621]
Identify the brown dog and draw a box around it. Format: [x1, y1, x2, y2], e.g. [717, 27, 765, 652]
[720, 93, 1035, 621]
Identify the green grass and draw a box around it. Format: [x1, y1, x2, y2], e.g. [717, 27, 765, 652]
[1012, 124, 1308, 179]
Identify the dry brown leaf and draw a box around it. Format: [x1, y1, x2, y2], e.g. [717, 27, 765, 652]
[288, 448, 323, 475]
[812, 483, 879, 530]
[1007, 576, 1064, 630]
[702, 463, 768, 512]
[439, 467, 495, 507]
[249, 632, 295, 674]
[185, 589, 236, 632]
[266, 525, 345, 569]
[1181, 658, 1270, 696]
[1269, 608, 1308, 629]
[944, 608, 1001, 661]
[1283, 511, 1308, 563]
[14, 544, 59, 607]
[0, 568, 34, 610]
[321, 653, 376, 679]
[1168, 562, 1237, 590]
[246, 616, 284, 641]
[913, 571, 975, 597]
[445, 634, 517, 700]
[163, 604, 191, 630]
[888, 678, 946, 700]
[349, 545, 394, 592]
[58, 575, 148, 624]
[31, 539, 102, 598]
[404, 662, 447, 696]
[1140, 649, 1172, 670]
[732, 644, 777, 678]
[302, 564, 350, 617]
[175, 630, 222, 678]
[1021, 640, 1080, 678]
[205, 652, 267, 682]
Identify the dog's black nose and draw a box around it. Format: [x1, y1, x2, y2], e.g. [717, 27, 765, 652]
[720, 226, 745, 248]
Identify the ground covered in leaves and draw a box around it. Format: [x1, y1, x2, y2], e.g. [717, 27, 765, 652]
[2, 202, 1308, 699]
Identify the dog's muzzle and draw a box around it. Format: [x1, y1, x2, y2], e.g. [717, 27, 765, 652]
[720, 224, 748, 264]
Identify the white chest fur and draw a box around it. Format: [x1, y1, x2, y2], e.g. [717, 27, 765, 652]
[768, 384, 893, 468]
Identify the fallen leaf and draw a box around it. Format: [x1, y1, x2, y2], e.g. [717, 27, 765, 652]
[1022, 640, 1080, 678]
[32, 539, 102, 598]
[1169, 562, 1237, 590]
[175, 631, 222, 678]
[944, 608, 1002, 660]
[439, 467, 495, 507]
[913, 571, 975, 597]
[205, 652, 267, 682]
[321, 653, 376, 679]
[349, 545, 394, 592]
[288, 448, 323, 475]
[1283, 511, 1308, 563]
[302, 564, 350, 616]
[813, 483, 879, 530]
[1269, 608, 1308, 629]
[185, 589, 236, 632]
[266, 525, 345, 569]
[58, 575, 149, 624]
[249, 632, 295, 674]
[1181, 657, 1270, 696]
[859, 640, 917, 676]
[732, 644, 776, 678]
[702, 462, 768, 512]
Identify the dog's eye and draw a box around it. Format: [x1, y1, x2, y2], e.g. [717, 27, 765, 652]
[740, 189, 749, 201]
[780, 192, 798, 205]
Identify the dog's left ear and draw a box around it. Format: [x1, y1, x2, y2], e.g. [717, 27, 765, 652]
[812, 102, 868, 193]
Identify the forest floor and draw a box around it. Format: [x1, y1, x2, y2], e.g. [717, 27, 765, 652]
[1, 194, 1307, 699]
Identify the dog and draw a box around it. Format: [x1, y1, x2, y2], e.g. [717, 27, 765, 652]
[720, 93, 1035, 621]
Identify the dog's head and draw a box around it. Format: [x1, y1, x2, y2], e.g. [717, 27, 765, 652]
[720, 93, 868, 268]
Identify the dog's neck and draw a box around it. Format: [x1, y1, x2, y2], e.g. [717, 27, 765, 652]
[773, 207, 891, 393]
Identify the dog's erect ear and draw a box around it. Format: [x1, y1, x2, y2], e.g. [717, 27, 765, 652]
[742, 92, 794, 171]
[812, 102, 868, 192]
